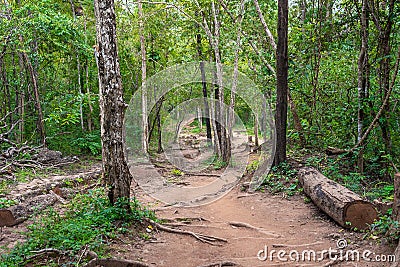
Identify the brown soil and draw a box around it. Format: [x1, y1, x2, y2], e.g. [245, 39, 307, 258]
[111, 185, 394, 267]
[111, 129, 395, 267]
[0, 131, 396, 267]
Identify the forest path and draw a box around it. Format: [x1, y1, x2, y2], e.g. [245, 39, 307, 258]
[117, 128, 393, 267]
[120, 184, 392, 267]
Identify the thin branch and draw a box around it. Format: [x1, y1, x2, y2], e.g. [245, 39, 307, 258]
[252, 0, 277, 50]
[218, 0, 276, 75]
[350, 45, 400, 152]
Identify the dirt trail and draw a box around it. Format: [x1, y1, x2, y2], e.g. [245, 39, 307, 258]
[121, 185, 393, 267]
[117, 129, 394, 267]
[0, 129, 395, 267]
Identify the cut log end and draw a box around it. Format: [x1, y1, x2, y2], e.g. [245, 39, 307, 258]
[0, 209, 17, 227]
[344, 201, 378, 230]
[299, 167, 378, 230]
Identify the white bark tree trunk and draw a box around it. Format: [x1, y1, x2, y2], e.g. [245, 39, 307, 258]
[138, 0, 148, 153]
[94, 0, 133, 207]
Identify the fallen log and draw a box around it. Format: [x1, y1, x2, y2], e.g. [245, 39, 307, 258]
[390, 173, 400, 267]
[298, 167, 377, 229]
[0, 194, 56, 226]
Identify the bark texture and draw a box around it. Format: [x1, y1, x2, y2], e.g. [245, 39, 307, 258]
[274, 0, 288, 166]
[138, 0, 149, 153]
[299, 167, 377, 229]
[391, 173, 400, 267]
[0, 194, 56, 227]
[94, 0, 133, 205]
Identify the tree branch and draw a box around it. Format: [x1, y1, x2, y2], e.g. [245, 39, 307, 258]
[350, 45, 400, 152]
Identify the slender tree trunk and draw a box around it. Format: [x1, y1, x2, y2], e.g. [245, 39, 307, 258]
[84, 16, 93, 132]
[18, 51, 25, 142]
[287, 89, 306, 146]
[356, 0, 369, 173]
[211, 1, 229, 162]
[69, 0, 85, 132]
[157, 100, 163, 153]
[274, 0, 289, 166]
[20, 38, 45, 146]
[254, 115, 259, 148]
[377, 0, 394, 159]
[94, 0, 133, 207]
[138, 0, 148, 153]
[253, 0, 277, 50]
[228, 0, 245, 152]
[85, 62, 93, 132]
[197, 107, 202, 129]
[196, 33, 212, 143]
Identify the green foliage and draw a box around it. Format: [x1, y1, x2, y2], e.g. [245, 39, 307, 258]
[259, 162, 299, 197]
[367, 209, 400, 242]
[73, 131, 102, 156]
[212, 157, 228, 170]
[246, 159, 260, 173]
[0, 188, 156, 266]
[171, 168, 184, 176]
[0, 198, 18, 209]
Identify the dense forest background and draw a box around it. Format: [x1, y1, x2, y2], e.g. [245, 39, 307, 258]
[0, 0, 399, 193]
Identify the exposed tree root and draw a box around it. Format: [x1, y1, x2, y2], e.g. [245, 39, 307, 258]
[26, 248, 69, 262]
[197, 261, 238, 267]
[322, 258, 345, 267]
[84, 258, 150, 267]
[228, 221, 281, 237]
[145, 218, 227, 246]
[272, 241, 323, 248]
[185, 172, 221, 177]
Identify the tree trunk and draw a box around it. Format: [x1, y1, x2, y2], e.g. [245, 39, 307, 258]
[69, 0, 85, 132]
[356, 0, 369, 173]
[0, 194, 57, 227]
[287, 89, 306, 147]
[20, 38, 46, 146]
[94, 0, 133, 207]
[138, 0, 148, 153]
[197, 107, 202, 129]
[274, 0, 289, 166]
[84, 14, 93, 132]
[211, 1, 229, 163]
[17, 51, 25, 143]
[253, 0, 277, 50]
[85, 62, 93, 132]
[391, 173, 400, 267]
[228, 0, 245, 151]
[196, 32, 212, 143]
[299, 167, 378, 229]
[377, 0, 395, 177]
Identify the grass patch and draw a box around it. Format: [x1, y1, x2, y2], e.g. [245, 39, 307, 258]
[0, 188, 155, 267]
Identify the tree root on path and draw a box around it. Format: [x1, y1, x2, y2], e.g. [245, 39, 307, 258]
[322, 258, 345, 267]
[84, 258, 150, 267]
[197, 261, 238, 267]
[271, 241, 323, 248]
[145, 218, 227, 246]
[228, 221, 281, 237]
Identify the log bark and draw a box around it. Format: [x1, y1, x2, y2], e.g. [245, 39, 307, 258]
[393, 173, 400, 221]
[0, 194, 56, 227]
[298, 167, 377, 229]
[391, 173, 400, 267]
